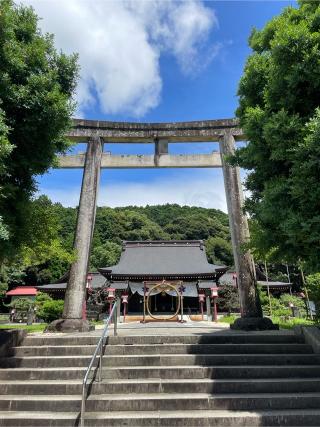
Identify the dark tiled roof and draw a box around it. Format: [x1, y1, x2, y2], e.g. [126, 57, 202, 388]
[108, 282, 128, 290]
[258, 281, 292, 289]
[99, 240, 226, 277]
[37, 283, 67, 290]
[37, 272, 106, 291]
[198, 280, 216, 289]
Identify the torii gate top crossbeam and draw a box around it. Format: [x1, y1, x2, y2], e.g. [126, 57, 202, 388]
[67, 118, 244, 142]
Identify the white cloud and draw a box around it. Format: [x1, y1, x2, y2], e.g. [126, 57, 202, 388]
[39, 170, 228, 212]
[22, 0, 218, 116]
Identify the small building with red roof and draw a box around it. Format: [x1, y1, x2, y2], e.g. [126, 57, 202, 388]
[6, 286, 38, 301]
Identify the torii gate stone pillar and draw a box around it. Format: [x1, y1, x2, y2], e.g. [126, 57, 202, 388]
[219, 131, 277, 330]
[48, 136, 103, 332]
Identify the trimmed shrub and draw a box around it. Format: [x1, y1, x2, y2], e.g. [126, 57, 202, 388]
[37, 299, 64, 322]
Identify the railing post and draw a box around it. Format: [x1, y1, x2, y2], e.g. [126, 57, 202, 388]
[80, 383, 86, 427]
[114, 301, 118, 337]
[81, 301, 118, 427]
[98, 341, 102, 382]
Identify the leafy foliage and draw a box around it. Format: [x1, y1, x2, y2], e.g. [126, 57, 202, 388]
[36, 299, 64, 322]
[35, 291, 52, 311]
[0, 202, 233, 287]
[216, 284, 240, 313]
[258, 286, 307, 317]
[234, 1, 320, 271]
[90, 241, 122, 271]
[8, 297, 33, 312]
[306, 273, 320, 318]
[88, 205, 232, 271]
[0, 0, 78, 260]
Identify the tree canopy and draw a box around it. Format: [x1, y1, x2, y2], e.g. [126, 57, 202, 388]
[10, 202, 233, 288]
[234, 0, 320, 272]
[0, 0, 78, 259]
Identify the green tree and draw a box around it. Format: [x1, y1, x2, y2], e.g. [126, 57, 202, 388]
[13, 203, 231, 283]
[234, 1, 320, 271]
[90, 241, 122, 271]
[206, 236, 233, 266]
[0, 0, 78, 260]
[164, 214, 228, 241]
[0, 262, 25, 305]
[216, 284, 240, 313]
[21, 196, 75, 267]
[8, 297, 33, 309]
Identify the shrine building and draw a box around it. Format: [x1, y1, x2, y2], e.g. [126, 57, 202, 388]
[38, 240, 228, 321]
[99, 240, 227, 320]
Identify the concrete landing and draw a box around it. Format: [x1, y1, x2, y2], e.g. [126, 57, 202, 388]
[29, 320, 293, 338]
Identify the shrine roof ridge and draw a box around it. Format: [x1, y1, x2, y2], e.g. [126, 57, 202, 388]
[123, 240, 205, 247]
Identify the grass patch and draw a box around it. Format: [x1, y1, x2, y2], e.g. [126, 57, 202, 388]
[0, 323, 47, 333]
[219, 314, 239, 324]
[272, 316, 316, 329]
[90, 320, 104, 325]
[219, 314, 317, 329]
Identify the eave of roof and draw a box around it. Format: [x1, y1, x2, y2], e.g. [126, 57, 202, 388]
[6, 286, 38, 296]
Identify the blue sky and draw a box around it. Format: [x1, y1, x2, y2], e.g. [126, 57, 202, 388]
[28, 0, 294, 212]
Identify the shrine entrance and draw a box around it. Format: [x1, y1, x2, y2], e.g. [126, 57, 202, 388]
[145, 282, 181, 321]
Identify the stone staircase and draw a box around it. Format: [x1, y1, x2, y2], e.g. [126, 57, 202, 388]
[1, 331, 320, 426]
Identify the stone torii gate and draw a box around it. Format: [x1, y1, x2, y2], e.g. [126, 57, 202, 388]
[49, 118, 276, 332]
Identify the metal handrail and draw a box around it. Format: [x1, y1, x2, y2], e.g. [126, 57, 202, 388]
[80, 300, 118, 427]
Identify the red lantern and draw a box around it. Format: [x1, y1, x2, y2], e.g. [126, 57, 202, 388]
[198, 293, 205, 320]
[107, 287, 116, 301]
[121, 293, 128, 323]
[210, 287, 219, 323]
[121, 293, 128, 304]
[86, 274, 93, 289]
[210, 287, 218, 298]
[198, 293, 205, 303]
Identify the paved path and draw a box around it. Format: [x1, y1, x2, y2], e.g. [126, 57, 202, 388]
[28, 320, 295, 338]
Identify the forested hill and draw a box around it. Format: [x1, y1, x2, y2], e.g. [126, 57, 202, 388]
[18, 202, 233, 287]
[54, 203, 233, 275]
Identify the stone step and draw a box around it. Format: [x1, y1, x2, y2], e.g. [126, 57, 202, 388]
[2, 353, 320, 368]
[107, 333, 305, 345]
[1, 409, 320, 427]
[11, 343, 313, 356]
[102, 365, 320, 380]
[2, 377, 320, 395]
[1, 393, 320, 412]
[22, 333, 304, 347]
[1, 365, 320, 381]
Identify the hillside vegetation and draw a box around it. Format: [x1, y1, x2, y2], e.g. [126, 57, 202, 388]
[28, 202, 233, 286]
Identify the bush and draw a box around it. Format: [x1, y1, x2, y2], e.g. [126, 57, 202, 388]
[258, 287, 307, 318]
[8, 297, 33, 312]
[216, 285, 240, 313]
[8, 297, 34, 321]
[279, 294, 307, 318]
[37, 299, 64, 322]
[35, 292, 52, 308]
[306, 273, 320, 318]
